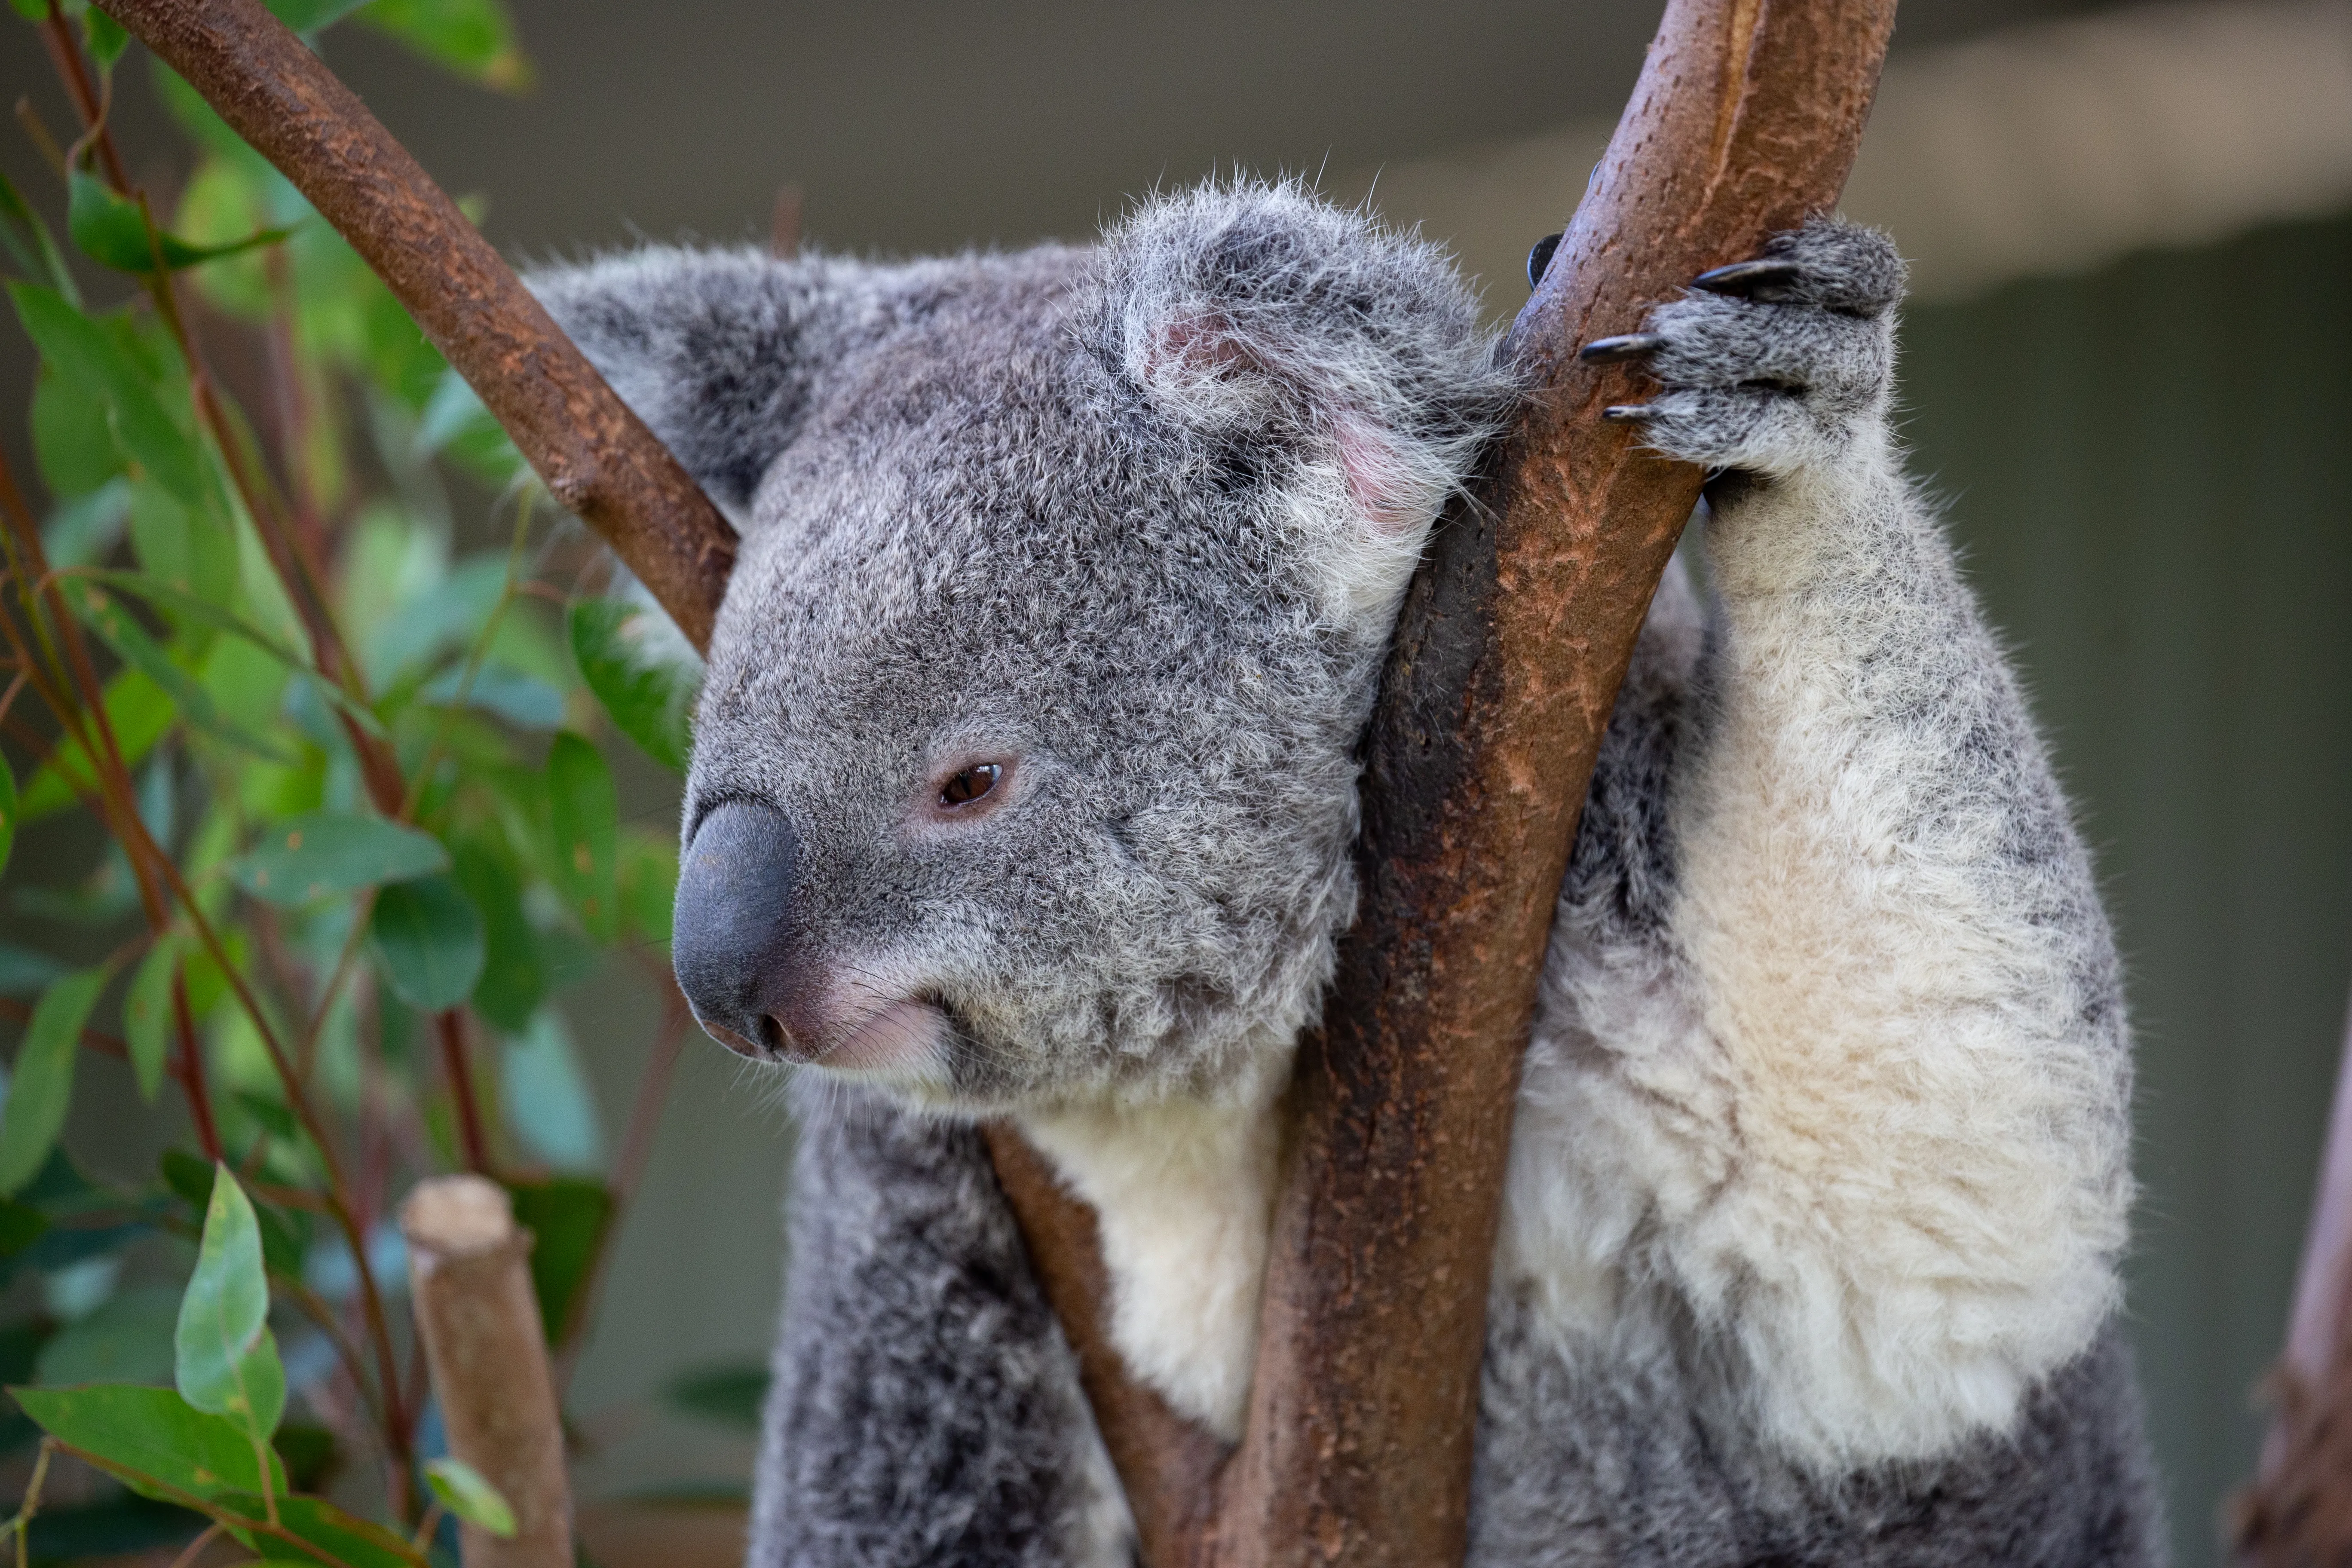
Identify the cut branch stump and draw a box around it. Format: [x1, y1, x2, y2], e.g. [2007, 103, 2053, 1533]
[401, 1176, 573, 1568]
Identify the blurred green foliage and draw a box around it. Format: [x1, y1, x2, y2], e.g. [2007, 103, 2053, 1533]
[0, 2, 704, 1559]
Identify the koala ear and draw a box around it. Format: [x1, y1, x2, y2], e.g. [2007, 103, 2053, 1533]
[1097, 182, 1517, 622]
[529, 247, 855, 520]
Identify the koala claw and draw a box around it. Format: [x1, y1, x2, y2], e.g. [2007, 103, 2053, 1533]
[1579, 333, 1666, 364]
[1602, 404, 1661, 423]
[1689, 257, 1804, 300]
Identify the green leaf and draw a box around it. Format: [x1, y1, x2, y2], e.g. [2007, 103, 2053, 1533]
[18, 668, 174, 822]
[82, 6, 129, 67]
[617, 829, 676, 949]
[11, 1383, 287, 1502]
[266, 0, 374, 32]
[0, 752, 15, 882]
[419, 662, 564, 730]
[31, 364, 123, 499]
[423, 1456, 516, 1537]
[123, 937, 180, 1102]
[266, 1494, 428, 1568]
[567, 599, 696, 772]
[127, 480, 239, 605]
[499, 1008, 600, 1171]
[355, 0, 532, 90]
[0, 1197, 49, 1256]
[68, 581, 292, 764]
[230, 811, 450, 906]
[368, 874, 484, 1011]
[7, 283, 205, 506]
[35, 1283, 180, 1386]
[504, 1176, 611, 1344]
[664, 1360, 770, 1432]
[545, 734, 617, 941]
[160, 1149, 307, 1281]
[0, 168, 80, 303]
[452, 838, 542, 1032]
[66, 171, 292, 276]
[0, 968, 107, 1197]
[175, 1164, 286, 1442]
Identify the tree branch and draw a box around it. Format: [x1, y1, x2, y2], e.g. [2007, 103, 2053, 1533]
[997, 4, 1894, 1564]
[96, 1, 1894, 1561]
[95, 0, 738, 653]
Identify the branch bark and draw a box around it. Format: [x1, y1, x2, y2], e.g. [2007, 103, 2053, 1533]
[2233, 992, 2352, 1563]
[100, 2, 1893, 1562]
[401, 1176, 573, 1568]
[1003, 4, 1893, 1564]
[95, 0, 738, 653]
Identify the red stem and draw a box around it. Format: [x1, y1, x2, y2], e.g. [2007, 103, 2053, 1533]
[436, 1009, 493, 1175]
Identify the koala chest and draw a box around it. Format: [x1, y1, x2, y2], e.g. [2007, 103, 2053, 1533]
[1017, 1081, 1289, 1442]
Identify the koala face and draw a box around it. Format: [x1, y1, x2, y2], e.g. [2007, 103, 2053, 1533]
[543, 184, 1511, 1114]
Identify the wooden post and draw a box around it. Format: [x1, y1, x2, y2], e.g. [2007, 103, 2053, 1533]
[402, 1176, 573, 1568]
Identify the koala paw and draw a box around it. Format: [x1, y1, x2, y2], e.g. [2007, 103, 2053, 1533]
[1580, 219, 1905, 478]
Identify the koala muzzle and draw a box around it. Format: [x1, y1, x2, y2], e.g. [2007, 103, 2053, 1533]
[671, 799, 821, 1061]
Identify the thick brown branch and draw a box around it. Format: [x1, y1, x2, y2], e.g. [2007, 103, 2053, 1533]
[95, 0, 738, 652]
[997, 4, 1895, 1564]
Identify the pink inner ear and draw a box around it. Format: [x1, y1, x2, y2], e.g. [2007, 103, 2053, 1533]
[1332, 410, 1427, 537]
[1143, 309, 1260, 383]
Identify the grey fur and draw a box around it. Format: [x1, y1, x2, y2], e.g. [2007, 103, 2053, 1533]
[529, 192, 2160, 1567]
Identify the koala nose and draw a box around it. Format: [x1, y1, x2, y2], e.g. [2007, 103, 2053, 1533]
[671, 799, 816, 1061]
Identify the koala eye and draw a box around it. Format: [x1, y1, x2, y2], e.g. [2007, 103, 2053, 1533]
[938, 763, 1003, 809]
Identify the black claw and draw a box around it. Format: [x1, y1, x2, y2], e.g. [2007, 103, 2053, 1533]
[1691, 257, 1802, 297]
[1526, 231, 1562, 290]
[1579, 333, 1665, 364]
[1601, 404, 1659, 423]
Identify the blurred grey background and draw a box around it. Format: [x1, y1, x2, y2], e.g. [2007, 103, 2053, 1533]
[7, 2, 2350, 1564]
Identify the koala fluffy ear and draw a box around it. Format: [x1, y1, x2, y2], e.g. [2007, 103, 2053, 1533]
[529, 248, 857, 520]
[1097, 182, 1518, 623]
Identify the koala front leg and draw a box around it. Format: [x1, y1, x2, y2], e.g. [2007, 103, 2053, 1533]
[1570, 222, 2135, 1468]
[752, 1084, 1133, 1568]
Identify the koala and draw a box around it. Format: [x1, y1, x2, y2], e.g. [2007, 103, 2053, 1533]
[530, 181, 2165, 1567]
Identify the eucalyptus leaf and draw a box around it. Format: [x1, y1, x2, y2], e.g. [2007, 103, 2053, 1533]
[567, 599, 696, 772]
[0, 968, 108, 1197]
[267, 1494, 428, 1568]
[419, 663, 564, 730]
[423, 1456, 517, 1537]
[369, 875, 485, 1011]
[122, 937, 181, 1103]
[545, 734, 617, 941]
[266, 0, 374, 32]
[505, 1176, 611, 1344]
[18, 668, 174, 823]
[34, 1284, 181, 1387]
[10, 1382, 287, 1503]
[69, 582, 292, 764]
[356, 0, 533, 91]
[0, 168, 80, 303]
[6, 284, 205, 505]
[175, 1164, 286, 1442]
[499, 1008, 600, 1171]
[67, 171, 292, 276]
[82, 7, 129, 67]
[230, 811, 449, 906]
[453, 838, 542, 1032]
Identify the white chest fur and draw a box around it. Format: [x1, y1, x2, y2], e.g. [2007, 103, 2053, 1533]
[1017, 1074, 1286, 1441]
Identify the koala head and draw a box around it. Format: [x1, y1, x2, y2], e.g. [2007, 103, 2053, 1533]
[536, 182, 1513, 1114]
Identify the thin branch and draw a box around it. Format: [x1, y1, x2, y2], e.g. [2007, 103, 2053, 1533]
[99, 0, 740, 653]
